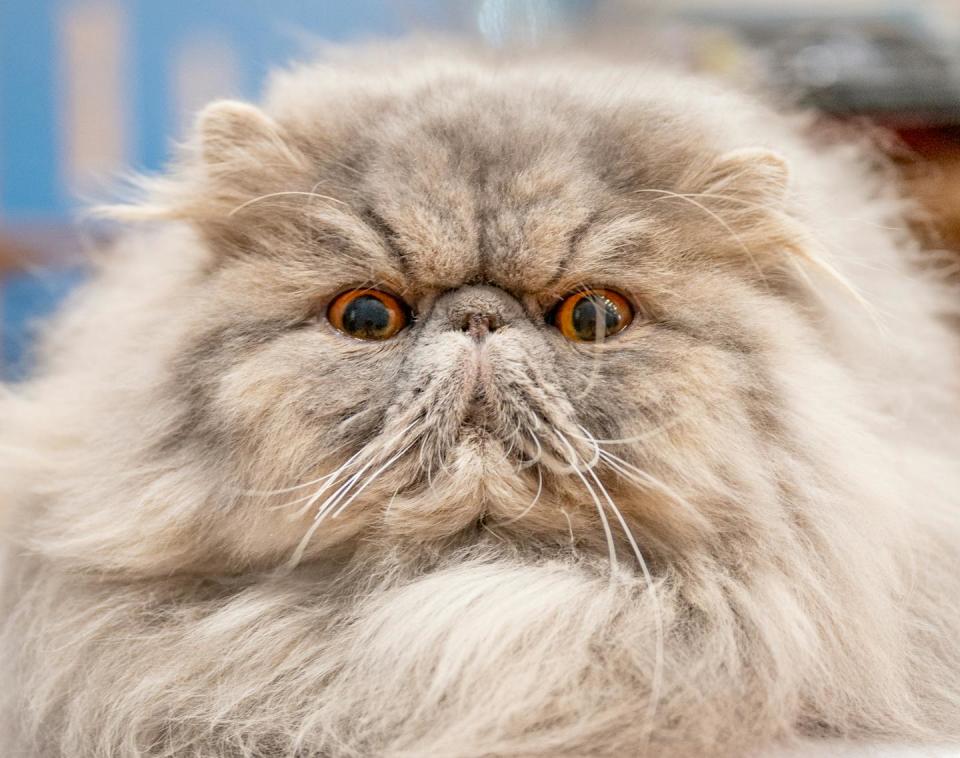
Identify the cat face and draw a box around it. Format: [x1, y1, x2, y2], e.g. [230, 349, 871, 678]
[29, 60, 836, 575]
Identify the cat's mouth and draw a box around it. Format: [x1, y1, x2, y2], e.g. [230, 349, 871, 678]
[375, 339, 595, 521]
[460, 384, 495, 436]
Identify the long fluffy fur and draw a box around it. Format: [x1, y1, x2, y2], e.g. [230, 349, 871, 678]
[2, 47, 959, 757]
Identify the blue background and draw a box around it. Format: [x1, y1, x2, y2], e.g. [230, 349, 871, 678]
[0, 0, 426, 378]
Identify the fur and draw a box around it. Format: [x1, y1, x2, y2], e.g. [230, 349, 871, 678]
[2, 47, 959, 757]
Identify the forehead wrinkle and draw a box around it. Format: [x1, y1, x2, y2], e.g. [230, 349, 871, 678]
[376, 194, 482, 290]
[301, 203, 408, 279]
[477, 169, 604, 293]
[538, 209, 604, 292]
[547, 213, 660, 291]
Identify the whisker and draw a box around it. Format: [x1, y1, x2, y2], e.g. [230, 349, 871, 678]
[326, 444, 415, 521]
[573, 425, 602, 471]
[257, 415, 417, 510]
[256, 448, 368, 505]
[228, 190, 348, 217]
[312, 422, 418, 521]
[498, 465, 544, 526]
[570, 414, 691, 446]
[285, 443, 393, 520]
[313, 442, 413, 521]
[517, 432, 543, 470]
[383, 485, 403, 517]
[281, 422, 418, 569]
[311, 463, 376, 521]
[554, 429, 617, 566]
[558, 507, 577, 550]
[284, 461, 410, 570]
[586, 466, 664, 748]
[637, 187, 884, 332]
[481, 522, 507, 542]
[635, 187, 764, 279]
[597, 450, 701, 520]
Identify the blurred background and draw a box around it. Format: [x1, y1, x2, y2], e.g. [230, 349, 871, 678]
[2, 0, 960, 378]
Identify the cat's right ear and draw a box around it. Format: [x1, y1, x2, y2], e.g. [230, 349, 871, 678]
[699, 148, 791, 205]
[197, 100, 302, 177]
[94, 100, 307, 222]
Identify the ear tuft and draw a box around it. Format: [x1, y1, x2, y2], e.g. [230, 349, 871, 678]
[197, 100, 285, 168]
[703, 147, 790, 204]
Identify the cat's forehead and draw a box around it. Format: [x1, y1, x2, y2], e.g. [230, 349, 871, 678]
[285, 80, 688, 295]
[344, 89, 615, 293]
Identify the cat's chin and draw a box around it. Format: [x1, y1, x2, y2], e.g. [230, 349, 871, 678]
[274, 428, 570, 565]
[381, 431, 548, 540]
[372, 432, 607, 558]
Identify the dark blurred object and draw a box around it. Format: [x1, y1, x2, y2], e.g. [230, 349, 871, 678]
[757, 18, 960, 126]
[897, 127, 960, 266]
[672, 10, 960, 127]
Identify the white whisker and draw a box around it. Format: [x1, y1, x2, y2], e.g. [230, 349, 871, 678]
[597, 449, 700, 518]
[554, 429, 617, 567]
[558, 507, 577, 549]
[326, 444, 414, 521]
[571, 413, 691, 446]
[574, 425, 602, 471]
[586, 466, 664, 747]
[517, 432, 543, 470]
[635, 187, 763, 278]
[383, 485, 403, 517]
[637, 188, 884, 331]
[258, 449, 368, 510]
[263, 419, 417, 514]
[313, 423, 418, 522]
[481, 522, 507, 542]
[228, 190, 348, 217]
[498, 465, 544, 526]
[285, 448, 382, 521]
[281, 423, 417, 568]
[312, 463, 376, 521]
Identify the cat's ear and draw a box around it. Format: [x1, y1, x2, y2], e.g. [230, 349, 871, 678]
[95, 101, 305, 222]
[699, 148, 790, 205]
[196, 100, 300, 175]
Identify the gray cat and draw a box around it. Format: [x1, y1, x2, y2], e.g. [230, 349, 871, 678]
[2, 47, 959, 757]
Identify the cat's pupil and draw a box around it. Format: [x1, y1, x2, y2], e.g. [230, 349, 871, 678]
[343, 295, 391, 338]
[571, 296, 620, 340]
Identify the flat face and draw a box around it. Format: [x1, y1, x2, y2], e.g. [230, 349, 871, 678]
[8, 57, 809, 578]
[128, 61, 806, 572]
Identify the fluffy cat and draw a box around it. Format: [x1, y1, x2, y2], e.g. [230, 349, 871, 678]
[2, 47, 959, 757]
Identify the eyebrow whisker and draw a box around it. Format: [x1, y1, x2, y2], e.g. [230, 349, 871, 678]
[228, 190, 349, 217]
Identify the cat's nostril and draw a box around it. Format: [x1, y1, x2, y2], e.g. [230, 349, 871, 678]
[462, 312, 500, 340]
[438, 286, 518, 338]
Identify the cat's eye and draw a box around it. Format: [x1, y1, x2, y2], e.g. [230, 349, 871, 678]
[549, 289, 633, 342]
[327, 289, 409, 340]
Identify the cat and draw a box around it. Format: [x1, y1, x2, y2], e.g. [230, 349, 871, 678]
[2, 45, 959, 757]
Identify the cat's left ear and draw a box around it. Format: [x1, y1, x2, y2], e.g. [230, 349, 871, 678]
[698, 148, 790, 205]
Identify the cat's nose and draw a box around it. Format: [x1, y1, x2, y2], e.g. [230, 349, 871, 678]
[460, 312, 501, 339]
[434, 285, 524, 341]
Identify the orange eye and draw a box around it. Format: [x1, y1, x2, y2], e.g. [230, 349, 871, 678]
[550, 289, 633, 342]
[327, 289, 409, 340]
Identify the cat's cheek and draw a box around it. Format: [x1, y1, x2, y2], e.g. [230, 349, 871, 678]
[245, 504, 372, 565]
